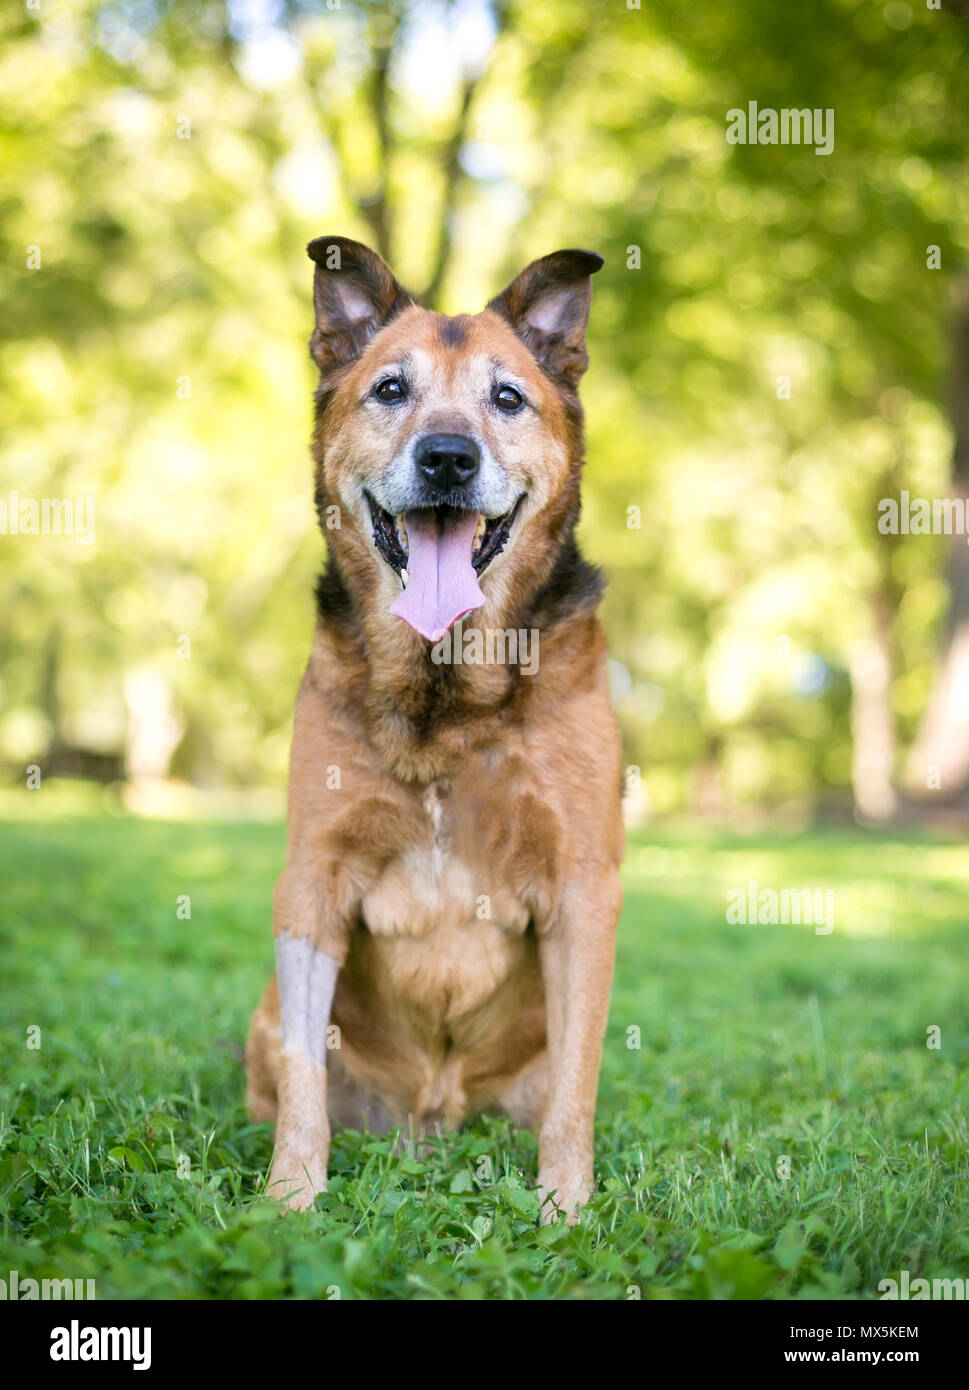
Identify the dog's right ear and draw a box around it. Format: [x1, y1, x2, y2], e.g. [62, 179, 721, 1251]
[487, 249, 603, 387]
[306, 237, 413, 373]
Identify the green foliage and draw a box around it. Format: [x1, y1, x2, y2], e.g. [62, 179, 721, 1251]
[1, 804, 967, 1299]
[2, 1, 968, 809]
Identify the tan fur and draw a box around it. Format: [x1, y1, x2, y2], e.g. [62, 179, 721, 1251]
[246, 241, 624, 1221]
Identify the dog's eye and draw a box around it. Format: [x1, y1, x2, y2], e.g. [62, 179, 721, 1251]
[493, 385, 524, 413]
[374, 377, 407, 403]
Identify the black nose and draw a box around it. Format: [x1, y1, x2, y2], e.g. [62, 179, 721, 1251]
[415, 433, 480, 492]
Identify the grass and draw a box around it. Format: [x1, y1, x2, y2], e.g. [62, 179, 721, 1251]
[1, 792, 968, 1300]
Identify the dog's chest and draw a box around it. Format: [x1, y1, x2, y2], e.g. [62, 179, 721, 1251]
[360, 783, 532, 940]
[356, 779, 545, 1021]
[351, 761, 561, 1019]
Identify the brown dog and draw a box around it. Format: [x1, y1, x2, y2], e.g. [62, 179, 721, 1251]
[245, 237, 624, 1222]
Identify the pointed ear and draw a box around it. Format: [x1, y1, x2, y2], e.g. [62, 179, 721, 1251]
[487, 249, 603, 385]
[306, 236, 413, 373]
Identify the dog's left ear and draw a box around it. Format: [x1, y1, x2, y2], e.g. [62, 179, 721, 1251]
[307, 236, 413, 373]
[487, 249, 603, 386]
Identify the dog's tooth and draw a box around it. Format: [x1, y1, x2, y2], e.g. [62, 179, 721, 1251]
[474, 515, 486, 539]
[400, 568, 408, 588]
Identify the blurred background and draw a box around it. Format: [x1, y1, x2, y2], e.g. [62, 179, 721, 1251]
[2, 0, 969, 826]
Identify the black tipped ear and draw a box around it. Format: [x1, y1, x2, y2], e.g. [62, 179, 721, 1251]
[306, 236, 413, 373]
[487, 249, 603, 386]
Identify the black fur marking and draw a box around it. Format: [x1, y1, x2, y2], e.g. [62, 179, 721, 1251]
[523, 487, 604, 630]
[438, 315, 469, 349]
[528, 531, 604, 629]
[313, 383, 335, 420]
[314, 477, 358, 637]
[314, 552, 356, 635]
[411, 662, 505, 744]
[313, 477, 332, 532]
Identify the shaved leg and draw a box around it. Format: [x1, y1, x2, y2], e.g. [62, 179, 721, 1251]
[267, 931, 340, 1210]
[276, 932, 339, 1066]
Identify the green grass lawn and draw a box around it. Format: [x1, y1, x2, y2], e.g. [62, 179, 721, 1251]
[1, 797, 968, 1300]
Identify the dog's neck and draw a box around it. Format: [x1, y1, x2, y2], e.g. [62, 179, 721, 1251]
[315, 523, 604, 784]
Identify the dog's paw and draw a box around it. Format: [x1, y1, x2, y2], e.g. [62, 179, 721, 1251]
[267, 1151, 327, 1212]
[536, 1169, 591, 1226]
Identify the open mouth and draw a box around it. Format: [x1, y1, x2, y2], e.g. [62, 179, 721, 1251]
[365, 492, 525, 643]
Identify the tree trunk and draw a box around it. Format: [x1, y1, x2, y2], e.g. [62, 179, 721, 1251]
[850, 598, 898, 823]
[907, 271, 969, 802]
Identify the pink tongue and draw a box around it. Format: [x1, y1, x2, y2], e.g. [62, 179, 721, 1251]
[390, 509, 485, 642]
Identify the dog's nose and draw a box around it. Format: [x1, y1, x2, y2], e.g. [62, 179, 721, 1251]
[415, 434, 480, 491]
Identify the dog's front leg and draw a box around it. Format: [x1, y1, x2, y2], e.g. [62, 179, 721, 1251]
[267, 929, 339, 1211]
[537, 874, 621, 1225]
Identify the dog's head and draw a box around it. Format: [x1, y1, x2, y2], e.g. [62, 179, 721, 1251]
[308, 237, 602, 644]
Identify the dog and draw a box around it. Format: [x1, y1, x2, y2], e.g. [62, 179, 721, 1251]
[245, 237, 624, 1223]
